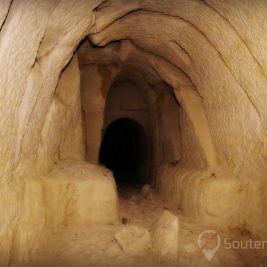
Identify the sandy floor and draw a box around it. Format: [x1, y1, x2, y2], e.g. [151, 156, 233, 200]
[30, 185, 266, 267]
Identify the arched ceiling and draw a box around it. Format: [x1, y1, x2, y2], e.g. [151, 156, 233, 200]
[85, 0, 267, 177]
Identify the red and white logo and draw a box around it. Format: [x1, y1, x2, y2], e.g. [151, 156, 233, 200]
[198, 230, 221, 261]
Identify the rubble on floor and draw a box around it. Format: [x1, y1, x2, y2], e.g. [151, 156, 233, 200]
[115, 226, 151, 256]
[152, 210, 179, 260]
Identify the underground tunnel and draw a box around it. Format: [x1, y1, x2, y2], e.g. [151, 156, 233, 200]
[99, 118, 149, 188]
[1, 1, 267, 267]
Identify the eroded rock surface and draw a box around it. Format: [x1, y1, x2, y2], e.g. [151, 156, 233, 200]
[115, 226, 151, 256]
[0, 1, 267, 266]
[152, 210, 179, 260]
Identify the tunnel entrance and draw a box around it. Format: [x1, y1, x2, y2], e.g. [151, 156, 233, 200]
[99, 118, 149, 189]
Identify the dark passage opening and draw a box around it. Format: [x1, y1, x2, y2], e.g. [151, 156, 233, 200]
[99, 118, 149, 188]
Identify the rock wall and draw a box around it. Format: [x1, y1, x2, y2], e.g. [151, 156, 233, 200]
[0, 1, 117, 265]
[88, 0, 267, 237]
[0, 0, 267, 265]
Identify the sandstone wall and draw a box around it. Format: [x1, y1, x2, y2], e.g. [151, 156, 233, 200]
[0, 1, 267, 265]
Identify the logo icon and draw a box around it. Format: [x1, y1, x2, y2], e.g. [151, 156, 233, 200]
[198, 230, 221, 261]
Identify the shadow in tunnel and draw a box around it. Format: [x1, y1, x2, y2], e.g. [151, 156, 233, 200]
[99, 118, 149, 190]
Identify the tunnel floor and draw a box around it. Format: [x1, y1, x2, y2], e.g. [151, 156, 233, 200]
[33, 186, 262, 267]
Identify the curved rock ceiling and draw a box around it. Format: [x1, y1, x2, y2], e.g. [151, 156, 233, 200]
[0, 0, 267, 266]
[90, 0, 267, 178]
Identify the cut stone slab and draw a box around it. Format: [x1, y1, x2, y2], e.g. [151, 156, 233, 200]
[153, 210, 179, 260]
[115, 226, 151, 256]
[42, 160, 119, 233]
